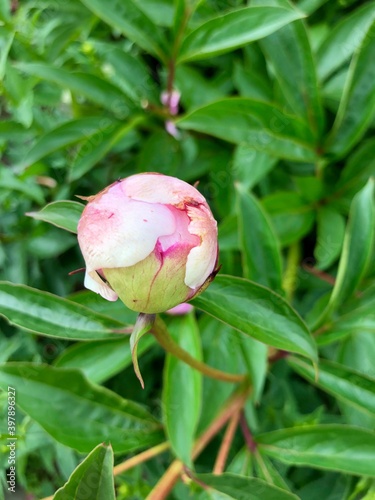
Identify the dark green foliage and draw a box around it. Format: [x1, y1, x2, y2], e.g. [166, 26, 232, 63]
[0, 0, 375, 498]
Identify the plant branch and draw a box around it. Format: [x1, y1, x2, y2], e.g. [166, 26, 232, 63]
[113, 442, 170, 476]
[152, 316, 247, 384]
[283, 242, 300, 301]
[239, 411, 257, 453]
[213, 407, 241, 474]
[302, 262, 336, 286]
[165, 4, 192, 105]
[268, 349, 289, 364]
[313, 323, 332, 337]
[146, 384, 251, 500]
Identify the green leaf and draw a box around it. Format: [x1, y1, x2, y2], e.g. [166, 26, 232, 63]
[175, 65, 227, 111]
[233, 60, 273, 102]
[322, 67, 347, 112]
[68, 290, 138, 324]
[218, 215, 239, 251]
[91, 43, 158, 103]
[178, 5, 304, 62]
[232, 145, 277, 191]
[262, 192, 315, 247]
[336, 330, 375, 429]
[227, 447, 252, 476]
[0, 0, 11, 22]
[0, 28, 14, 80]
[325, 20, 375, 158]
[0, 282, 126, 340]
[298, 0, 329, 15]
[336, 138, 375, 199]
[177, 98, 316, 162]
[253, 453, 290, 491]
[326, 301, 375, 338]
[54, 443, 115, 499]
[236, 185, 282, 292]
[289, 357, 375, 416]
[257, 425, 375, 476]
[20, 117, 113, 169]
[0, 120, 32, 141]
[195, 473, 299, 500]
[27, 228, 76, 259]
[338, 329, 375, 378]
[192, 275, 317, 361]
[135, 0, 174, 27]
[314, 207, 345, 270]
[321, 179, 375, 321]
[70, 116, 142, 181]
[0, 168, 44, 205]
[79, 0, 168, 59]
[54, 336, 155, 384]
[315, 329, 351, 347]
[197, 317, 245, 433]
[136, 129, 181, 176]
[0, 363, 163, 453]
[27, 201, 84, 234]
[162, 314, 202, 466]
[253, 0, 323, 136]
[16, 63, 132, 116]
[239, 336, 267, 403]
[317, 3, 375, 81]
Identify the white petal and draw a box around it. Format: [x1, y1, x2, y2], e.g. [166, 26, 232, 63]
[78, 184, 176, 272]
[185, 205, 218, 289]
[84, 271, 118, 301]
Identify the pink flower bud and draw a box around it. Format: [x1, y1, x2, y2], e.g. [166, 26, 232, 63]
[77, 173, 218, 313]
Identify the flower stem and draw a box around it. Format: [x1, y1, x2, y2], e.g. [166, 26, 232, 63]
[113, 442, 170, 476]
[152, 316, 247, 384]
[146, 384, 251, 500]
[213, 408, 241, 474]
[282, 241, 300, 302]
[239, 411, 257, 453]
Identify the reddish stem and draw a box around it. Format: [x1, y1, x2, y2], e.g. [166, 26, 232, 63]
[239, 411, 257, 453]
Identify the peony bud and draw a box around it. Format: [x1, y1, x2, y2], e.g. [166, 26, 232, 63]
[77, 173, 218, 313]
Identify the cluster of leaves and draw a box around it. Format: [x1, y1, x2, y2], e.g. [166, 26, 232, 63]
[1, 0, 375, 498]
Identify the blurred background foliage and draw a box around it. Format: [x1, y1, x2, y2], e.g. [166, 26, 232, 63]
[0, 0, 375, 498]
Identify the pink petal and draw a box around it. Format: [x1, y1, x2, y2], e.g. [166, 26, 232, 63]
[158, 206, 200, 252]
[166, 303, 194, 315]
[185, 205, 218, 289]
[122, 174, 206, 207]
[78, 182, 176, 272]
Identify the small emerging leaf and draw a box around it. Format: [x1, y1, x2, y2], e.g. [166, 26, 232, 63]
[130, 313, 155, 388]
[27, 201, 84, 234]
